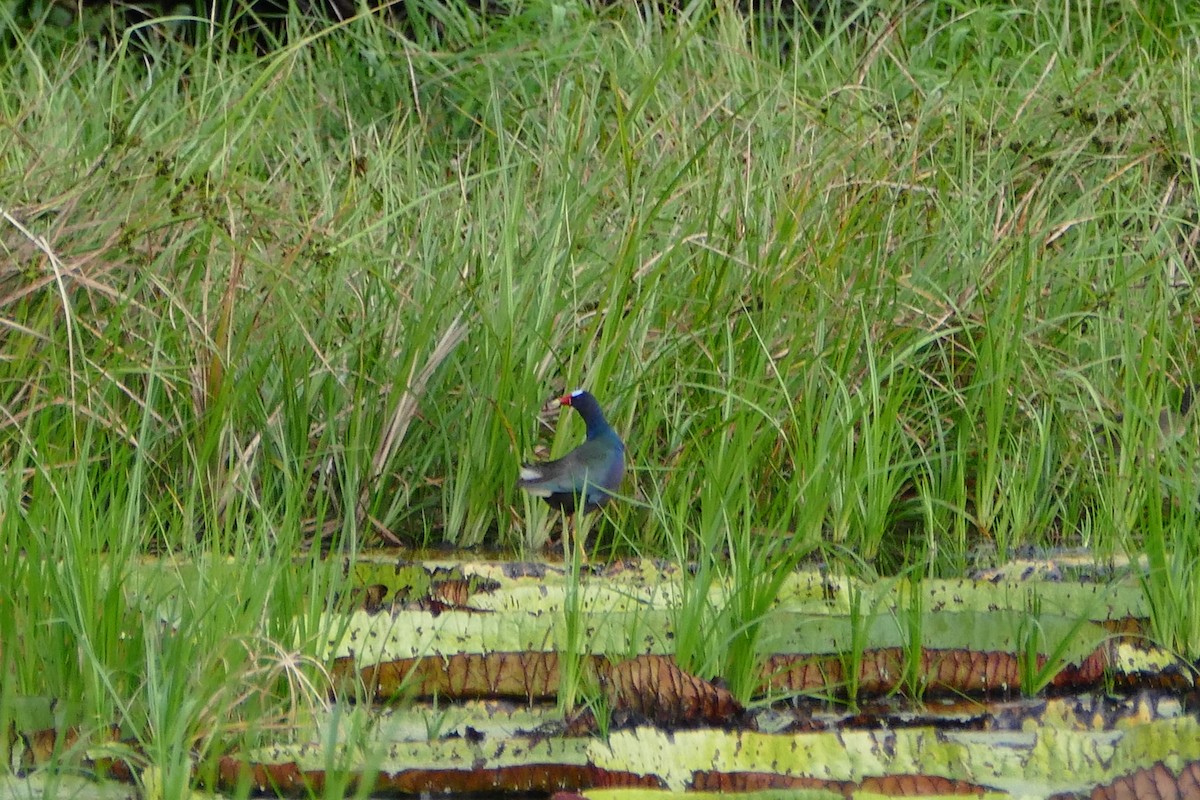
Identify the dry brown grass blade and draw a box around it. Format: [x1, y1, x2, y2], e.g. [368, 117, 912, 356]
[1, 205, 81, 415]
[361, 314, 469, 511]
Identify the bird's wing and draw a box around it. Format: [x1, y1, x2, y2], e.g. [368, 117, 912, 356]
[518, 439, 613, 494]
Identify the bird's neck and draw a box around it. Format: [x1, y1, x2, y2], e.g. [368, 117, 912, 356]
[584, 420, 612, 440]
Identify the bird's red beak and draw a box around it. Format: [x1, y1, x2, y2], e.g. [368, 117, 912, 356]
[558, 393, 574, 406]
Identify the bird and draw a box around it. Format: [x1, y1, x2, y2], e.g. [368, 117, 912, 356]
[518, 389, 625, 515]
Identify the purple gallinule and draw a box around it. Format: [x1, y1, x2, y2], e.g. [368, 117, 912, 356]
[518, 389, 625, 514]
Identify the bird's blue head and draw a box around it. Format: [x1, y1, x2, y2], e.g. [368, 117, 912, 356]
[560, 389, 616, 442]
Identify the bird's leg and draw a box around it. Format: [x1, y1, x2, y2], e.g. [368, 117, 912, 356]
[560, 512, 588, 565]
[559, 511, 570, 562]
[574, 513, 589, 565]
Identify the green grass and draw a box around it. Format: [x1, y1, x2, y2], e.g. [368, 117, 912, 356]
[2, 0, 1200, 789]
